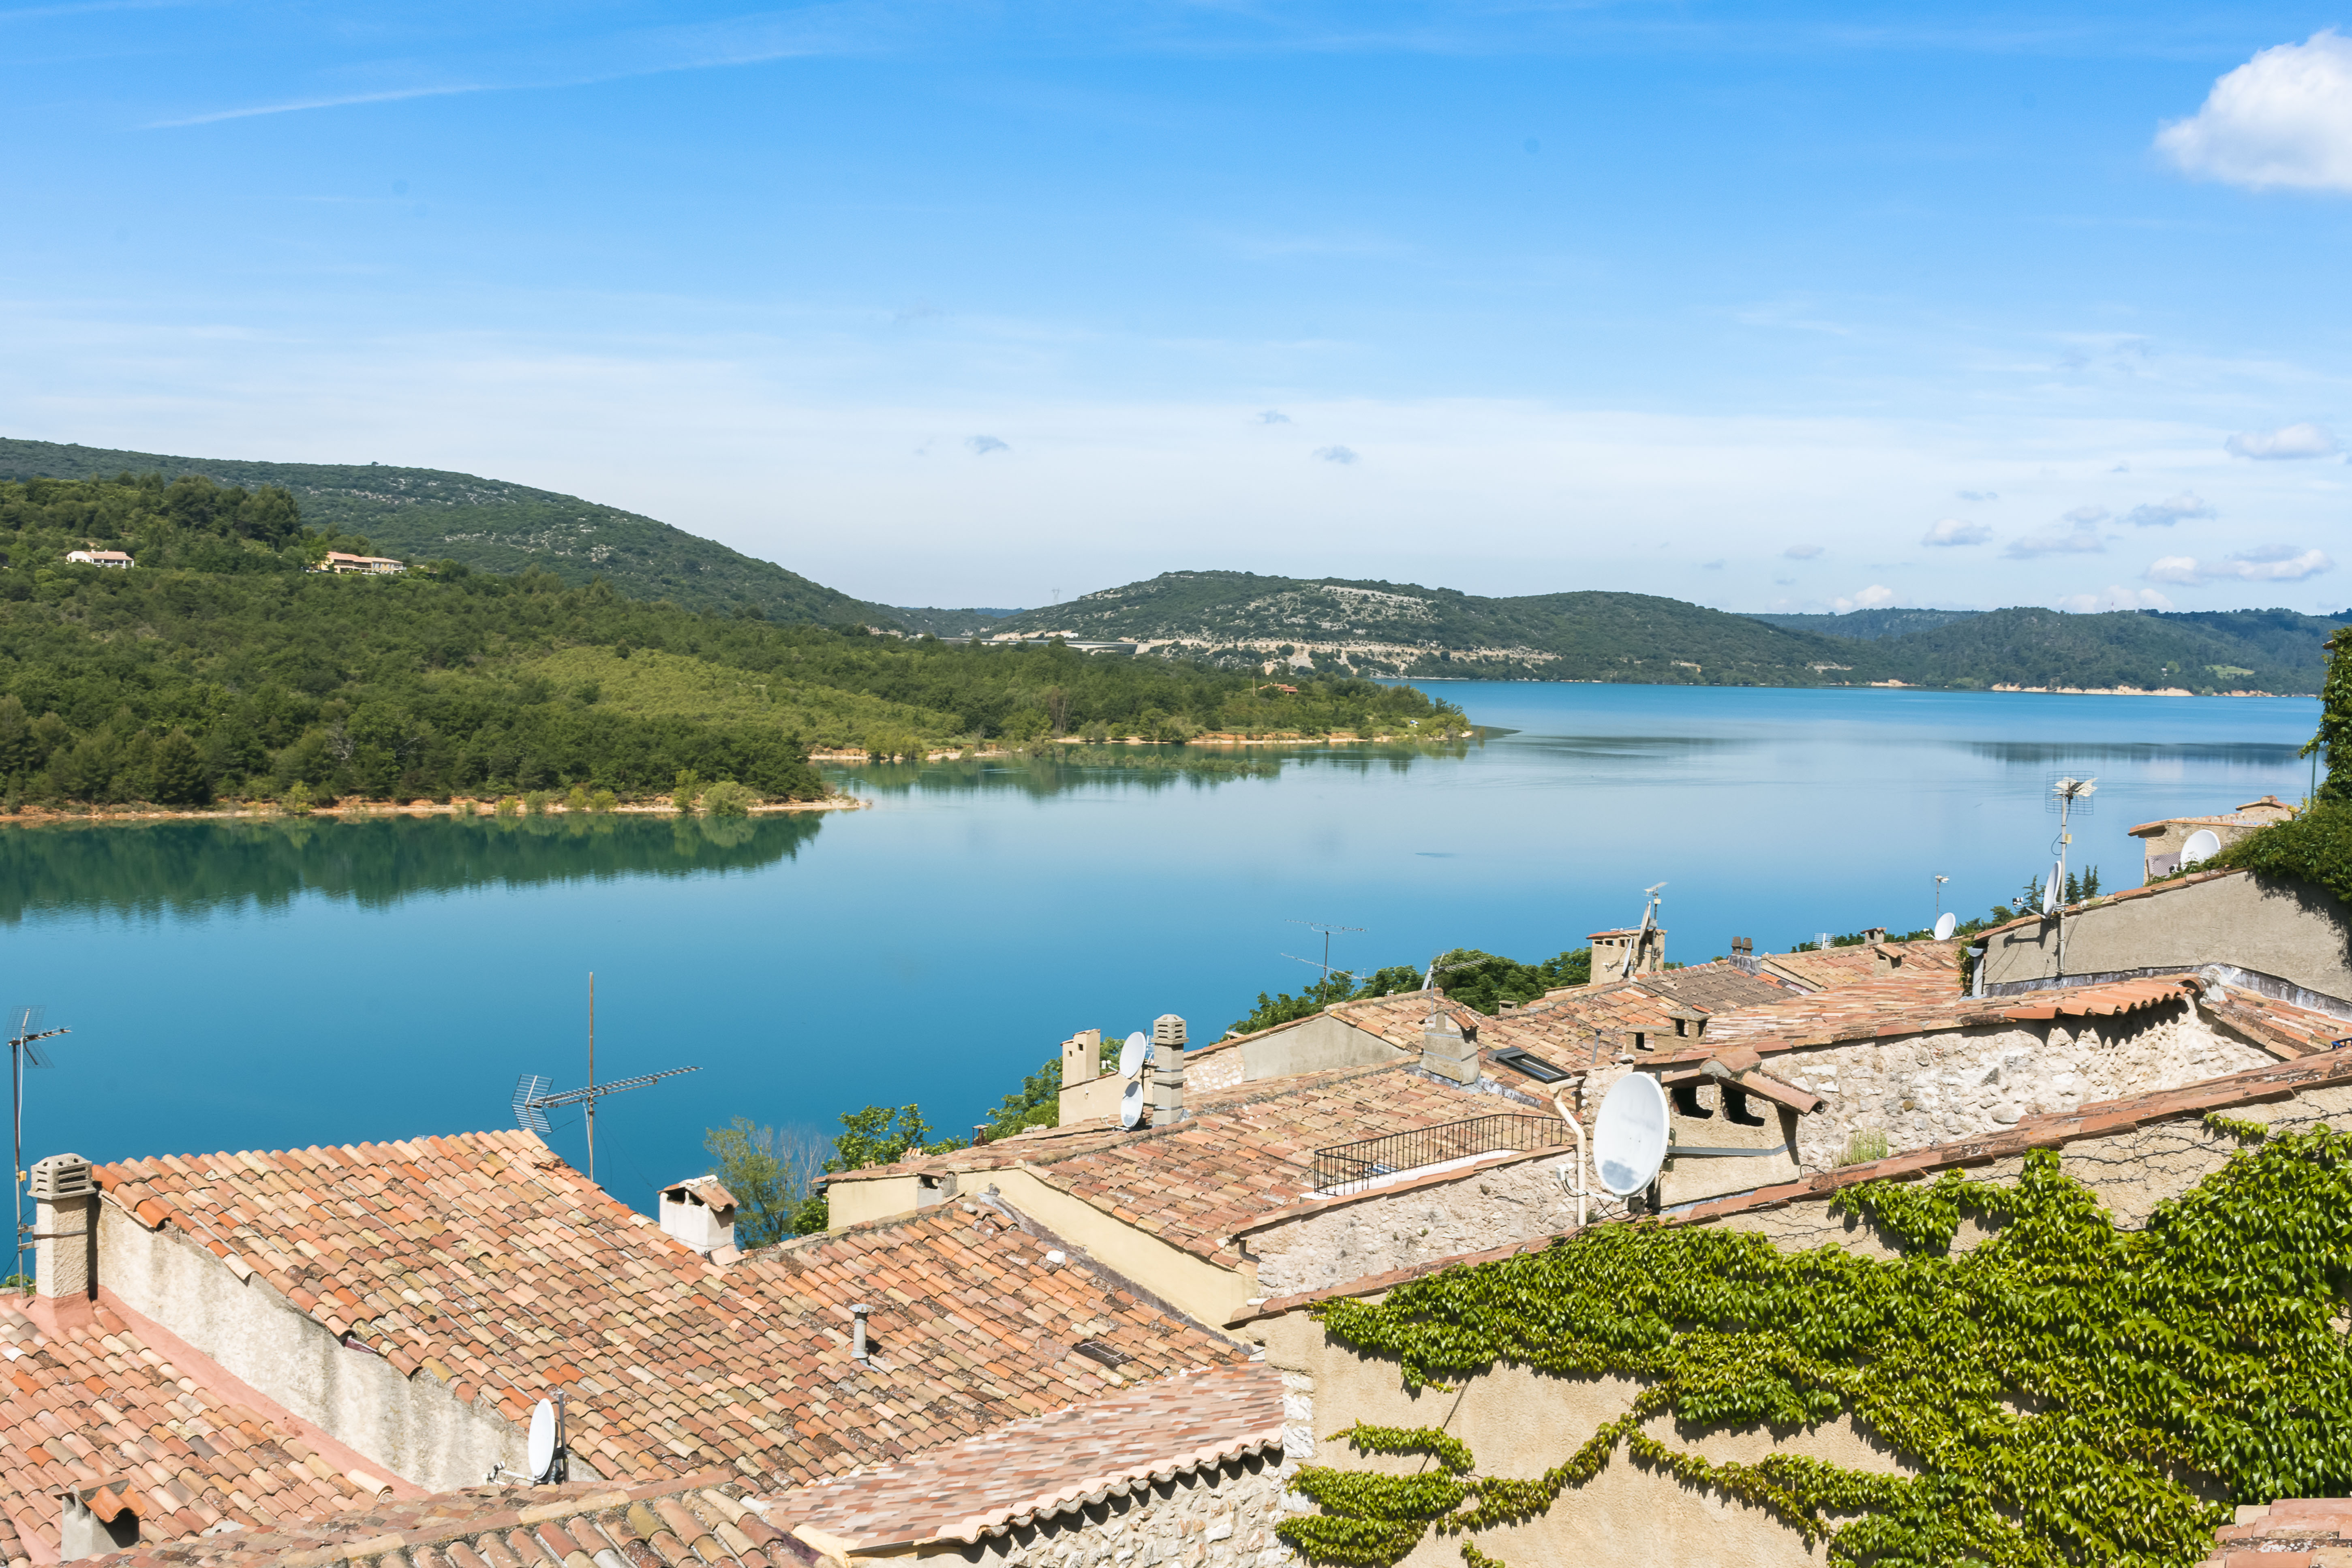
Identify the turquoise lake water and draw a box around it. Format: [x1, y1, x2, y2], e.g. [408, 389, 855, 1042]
[0, 682, 2319, 1213]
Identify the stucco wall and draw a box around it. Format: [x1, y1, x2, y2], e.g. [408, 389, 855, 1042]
[1263, 1080, 2352, 1568]
[1245, 1153, 1622, 1300]
[1236, 1017, 1403, 1086]
[829, 1174, 927, 1229]
[984, 1170, 1255, 1332]
[97, 1202, 518, 1492]
[1980, 872, 2352, 1004]
[907, 1450, 1294, 1568]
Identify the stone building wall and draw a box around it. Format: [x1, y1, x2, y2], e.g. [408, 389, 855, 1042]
[1257, 1080, 2352, 1568]
[920, 1450, 1296, 1568]
[1245, 1152, 1629, 1300]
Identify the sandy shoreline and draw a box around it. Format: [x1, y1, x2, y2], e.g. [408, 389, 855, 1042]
[0, 795, 870, 828]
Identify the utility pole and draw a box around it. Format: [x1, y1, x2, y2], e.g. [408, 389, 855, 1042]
[586, 973, 596, 1185]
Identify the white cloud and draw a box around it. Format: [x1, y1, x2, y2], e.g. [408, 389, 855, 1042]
[2147, 545, 2335, 585]
[2122, 490, 2216, 527]
[1922, 518, 1992, 546]
[2156, 31, 2352, 193]
[1255, 410, 1291, 424]
[2054, 586, 2177, 613]
[1783, 543, 1824, 559]
[1313, 445, 1357, 464]
[967, 434, 1009, 456]
[1831, 584, 1896, 612]
[2225, 421, 2342, 459]
[2004, 523, 2107, 558]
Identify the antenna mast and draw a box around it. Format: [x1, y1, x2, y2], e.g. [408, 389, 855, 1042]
[2048, 777, 2098, 973]
[586, 973, 595, 1184]
[9, 1007, 70, 1284]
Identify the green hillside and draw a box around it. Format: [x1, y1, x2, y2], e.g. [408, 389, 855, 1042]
[0, 436, 888, 627]
[1870, 607, 2340, 693]
[1746, 608, 1981, 640]
[993, 571, 1872, 685]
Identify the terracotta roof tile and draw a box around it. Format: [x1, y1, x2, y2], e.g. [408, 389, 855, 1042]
[92, 1134, 1245, 1497]
[759, 1363, 1282, 1550]
[73, 1474, 779, 1568]
[0, 1298, 393, 1563]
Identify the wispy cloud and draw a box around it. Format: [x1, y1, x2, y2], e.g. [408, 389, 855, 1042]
[1783, 543, 1823, 559]
[1956, 489, 1999, 502]
[2055, 586, 2174, 612]
[2147, 545, 2334, 585]
[1922, 518, 1991, 547]
[1832, 584, 1894, 612]
[2005, 520, 2107, 558]
[1314, 445, 1358, 465]
[148, 83, 491, 128]
[2122, 491, 2215, 527]
[2226, 421, 2341, 459]
[967, 434, 1008, 456]
[1255, 410, 1291, 425]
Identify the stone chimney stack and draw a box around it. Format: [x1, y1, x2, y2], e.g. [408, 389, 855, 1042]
[657, 1177, 738, 1258]
[30, 1153, 97, 1317]
[1062, 1029, 1102, 1090]
[1150, 1015, 1186, 1122]
[1420, 1011, 1479, 1085]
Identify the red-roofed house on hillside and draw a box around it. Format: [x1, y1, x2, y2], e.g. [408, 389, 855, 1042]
[313, 552, 405, 576]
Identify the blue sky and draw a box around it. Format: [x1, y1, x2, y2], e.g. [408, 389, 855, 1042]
[4, 2, 2349, 614]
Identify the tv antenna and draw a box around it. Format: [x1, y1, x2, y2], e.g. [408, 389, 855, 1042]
[1286, 921, 1364, 981]
[512, 974, 697, 1183]
[1420, 952, 1495, 992]
[1935, 874, 1948, 916]
[9, 1005, 70, 1283]
[2047, 776, 2097, 971]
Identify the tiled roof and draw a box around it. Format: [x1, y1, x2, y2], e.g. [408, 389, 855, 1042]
[1974, 866, 2245, 940]
[77, 1474, 789, 1568]
[761, 1363, 1283, 1551]
[1640, 963, 1802, 1012]
[1680, 972, 2197, 1058]
[1755, 940, 1962, 993]
[0, 1297, 396, 1567]
[2200, 1497, 2352, 1565]
[2197, 988, 2352, 1058]
[1233, 1048, 2352, 1324]
[94, 1133, 1245, 1493]
[830, 1062, 1530, 1267]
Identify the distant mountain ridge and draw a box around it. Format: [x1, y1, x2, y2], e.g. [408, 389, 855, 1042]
[994, 571, 2344, 694]
[0, 437, 891, 626]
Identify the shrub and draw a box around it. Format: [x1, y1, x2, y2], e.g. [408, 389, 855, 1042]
[565, 785, 591, 813]
[282, 780, 314, 816]
[702, 780, 755, 817]
[591, 788, 617, 812]
[524, 789, 554, 815]
[673, 768, 702, 811]
[495, 794, 520, 817]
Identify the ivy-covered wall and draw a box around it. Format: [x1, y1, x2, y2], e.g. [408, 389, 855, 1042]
[1261, 1080, 2352, 1568]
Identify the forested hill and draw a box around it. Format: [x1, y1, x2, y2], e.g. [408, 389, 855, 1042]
[0, 436, 886, 626]
[992, 572, 1870, 685]
[0, 473, 1456, 809]
[993, 570, 2344, 693]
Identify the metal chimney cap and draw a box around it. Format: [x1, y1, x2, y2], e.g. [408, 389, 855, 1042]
[847, 1302, 873, 1316]
[28, 1154, 94, 1200]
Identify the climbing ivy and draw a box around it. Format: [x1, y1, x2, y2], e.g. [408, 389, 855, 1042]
[1280, 1130, 2352, 1568]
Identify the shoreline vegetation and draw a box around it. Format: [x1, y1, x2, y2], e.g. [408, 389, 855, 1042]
[0, 472, 1465, 813]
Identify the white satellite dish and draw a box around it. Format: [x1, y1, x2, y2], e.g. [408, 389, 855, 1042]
[526, 1398, 557, 1482]
[1118, 1079, 1145, 1130]
[1592, 1072, 1669, 1198]
[2042, 864, 2061, 914]
[1933, 912, 1957, 942]
[1117, 1031, 1149, 1079]
[2182, 828, 2221, 867]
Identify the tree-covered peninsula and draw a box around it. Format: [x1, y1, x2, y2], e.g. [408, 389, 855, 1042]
[0, 473, 1462, 808]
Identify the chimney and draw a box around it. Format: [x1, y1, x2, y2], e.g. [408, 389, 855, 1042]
[1419, 1010, 1479, 1085]
[1873, 945, 1905, 975]
[848, 1303, 872, 1362]
[1062, 1029, 1102, 1089]
[657, 1177, 737, 1257]
[30, 1153, 96, 1317]
[1150, 1015, 1187, 1121]
[1862, 927, 1887, 946]
[59, 1489, 139, 1560]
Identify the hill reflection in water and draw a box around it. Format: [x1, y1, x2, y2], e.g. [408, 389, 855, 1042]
[0, 812, 824, 925]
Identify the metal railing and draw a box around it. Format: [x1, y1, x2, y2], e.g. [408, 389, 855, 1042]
[1311, 1113, 1572, 1195]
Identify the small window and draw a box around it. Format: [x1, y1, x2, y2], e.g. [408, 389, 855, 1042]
[1670, 1082, 1713, 1119]
[1490, 1047, 1570, 1084]
[1724, 1087, 1767, 1127]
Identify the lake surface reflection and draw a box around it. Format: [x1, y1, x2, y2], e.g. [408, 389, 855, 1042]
[0, 684, 2318, 1212]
